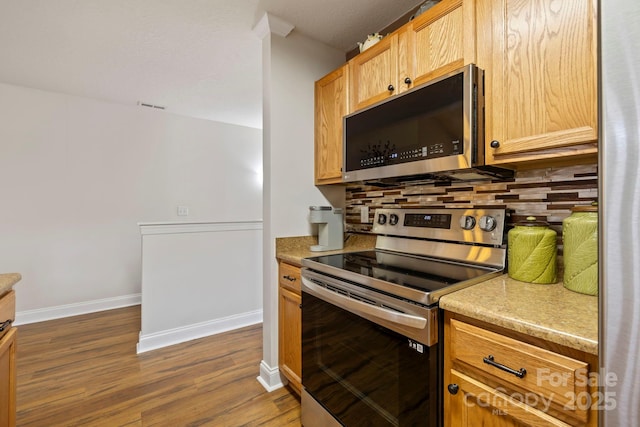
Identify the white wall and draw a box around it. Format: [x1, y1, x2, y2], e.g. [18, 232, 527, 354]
[0, 83, 262, 320]
[258, 18, 346, 390]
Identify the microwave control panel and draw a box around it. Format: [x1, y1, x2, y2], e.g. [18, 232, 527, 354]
[357, 139, 462, 169]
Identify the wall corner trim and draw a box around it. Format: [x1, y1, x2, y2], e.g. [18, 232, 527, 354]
[256, 360, 285, 392]
[252, 12, 295, 40]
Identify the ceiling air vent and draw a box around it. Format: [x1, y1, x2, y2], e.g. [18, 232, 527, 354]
[137, 101, 166, 110]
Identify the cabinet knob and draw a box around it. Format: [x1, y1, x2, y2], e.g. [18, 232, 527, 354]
[447, 384, 459, 395]
[283, 275, 297, 282]
[404, 77, 412, 85]
[490, 140, 500, 148]
[387, 84, 395, 92]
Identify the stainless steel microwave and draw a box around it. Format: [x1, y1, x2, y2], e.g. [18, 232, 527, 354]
[342, 64, 513, 183]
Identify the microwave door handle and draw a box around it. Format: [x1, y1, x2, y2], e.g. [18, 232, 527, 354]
[302, 277, 427, 329]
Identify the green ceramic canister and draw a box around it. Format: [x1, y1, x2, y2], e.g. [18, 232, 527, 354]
[563, 204, 598, 295]
[508, 216, 557, 284]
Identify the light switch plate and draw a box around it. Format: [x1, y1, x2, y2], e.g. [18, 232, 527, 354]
[177, 206, 189, 216]
[360, 206, 369, 223]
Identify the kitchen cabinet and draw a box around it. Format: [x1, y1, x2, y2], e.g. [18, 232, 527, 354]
[278, 262, 302, 394]
[0, 291, 17, 427]
[448, 369, 576, 426]
[348, 0, 475, 112]
[405, 0, 475, 90]
[314, 64, 349, 185]
[348, 31, 399, 112]
[477, 0, 598, 166]
[444, 312, 599, 427]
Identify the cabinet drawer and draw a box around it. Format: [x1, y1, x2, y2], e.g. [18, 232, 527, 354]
[0, 290, 15, 324]
[449, 319, 590, 423]
[279, 262, 301, 294]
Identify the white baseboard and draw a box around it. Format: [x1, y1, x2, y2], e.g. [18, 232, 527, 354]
[136, 309, 263, 354]
[257, 360, 285, 392]
[14, 294, 142, 325]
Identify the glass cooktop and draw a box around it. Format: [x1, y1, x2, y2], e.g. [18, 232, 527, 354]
[305, 250, 498, 294]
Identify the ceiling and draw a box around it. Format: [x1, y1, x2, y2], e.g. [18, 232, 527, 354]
[0, 0, 425, 129]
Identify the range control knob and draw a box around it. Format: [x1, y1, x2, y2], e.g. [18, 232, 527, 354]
[389, 213, 399, 226]
[479, 215, 498, 232]
[459, 215, 476, 230]
[377, 213, 387, 225]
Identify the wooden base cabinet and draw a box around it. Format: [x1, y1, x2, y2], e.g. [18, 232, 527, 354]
[477, 0, 598, 166]
[0, 329, 17, 427]
[0, 291, 17, 427]
[444, 312, 598, 427]
[278, 262, 302, 394]
[449, 370, 575, 427]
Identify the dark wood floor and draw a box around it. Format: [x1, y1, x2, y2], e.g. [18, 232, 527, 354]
[15, 306, 301, 426]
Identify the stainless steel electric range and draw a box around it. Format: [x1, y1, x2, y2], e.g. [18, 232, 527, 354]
[300, 207, 508, 427]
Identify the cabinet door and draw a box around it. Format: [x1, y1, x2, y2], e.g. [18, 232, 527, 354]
[348, 33, 398, 112]
[407, 0, 476, 88]
[278, 286, 301, 394]
[0, 328, 17, 427]
[478, 0, 598, 165]
[315, 65, 348, 185]
[447, 370, 570, 427]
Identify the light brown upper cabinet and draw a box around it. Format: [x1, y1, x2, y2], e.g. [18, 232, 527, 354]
[348, 32, 399, 112]
[477, 0, 598, 165]
[349, 0, 476, 113]
[314, 64, 349, 185]
[406, 0, 476, 90]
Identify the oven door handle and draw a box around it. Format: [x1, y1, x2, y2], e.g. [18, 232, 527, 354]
[302, 277, 427, 329]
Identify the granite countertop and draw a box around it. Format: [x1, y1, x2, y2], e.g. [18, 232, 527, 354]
[0, 273, 21, 296]
[276, 233, 376, 266]
[439, 274, 598, 355]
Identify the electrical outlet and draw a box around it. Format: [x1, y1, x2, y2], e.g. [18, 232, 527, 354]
[177, 206, 189, 216]
[360, 206, 369, 223]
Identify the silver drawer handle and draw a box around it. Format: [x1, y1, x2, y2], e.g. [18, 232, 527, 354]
[483, 355, 527, 379]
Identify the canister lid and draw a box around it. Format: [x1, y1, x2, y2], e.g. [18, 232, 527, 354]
[516, 216, 550, 227]
[571, 202, 598, 213]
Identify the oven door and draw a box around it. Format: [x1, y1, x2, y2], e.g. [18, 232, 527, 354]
[301, 270, 440, 427]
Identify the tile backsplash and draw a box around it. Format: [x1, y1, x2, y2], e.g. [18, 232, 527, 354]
[345, 163, 598, 246]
